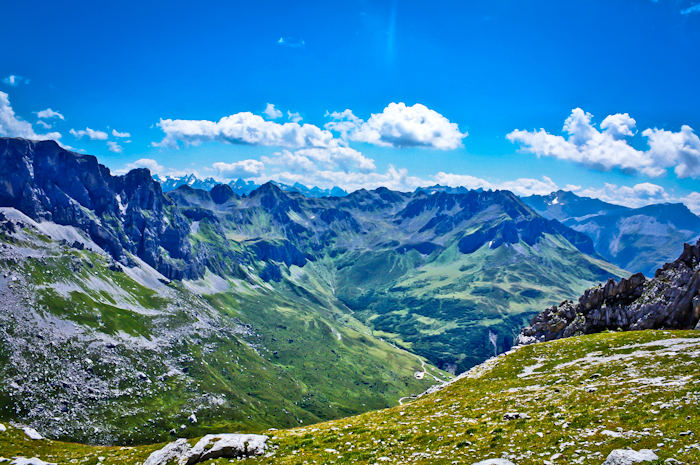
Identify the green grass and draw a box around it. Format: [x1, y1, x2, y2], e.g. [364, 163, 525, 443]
[3, 330, 698, 464]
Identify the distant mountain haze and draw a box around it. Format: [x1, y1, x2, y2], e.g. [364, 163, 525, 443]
[522, 190, 700, 276]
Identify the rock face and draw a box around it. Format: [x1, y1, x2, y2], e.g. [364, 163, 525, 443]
[143, 434, 269, 465]
[0, 138, 199, 279]
[518, 240, 700, 343]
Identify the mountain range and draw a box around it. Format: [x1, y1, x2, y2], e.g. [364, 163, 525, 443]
[522, 190, 700, 276]
[157, 175, 700, 278]
[2, 136, 698, 451]
[154, 174, 348, 198]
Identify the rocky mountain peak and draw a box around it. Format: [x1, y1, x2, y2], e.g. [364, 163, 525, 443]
[0, 137, 200, 279]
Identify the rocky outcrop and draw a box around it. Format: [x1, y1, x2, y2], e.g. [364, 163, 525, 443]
[0, 138, 200, 279]
[518, 240, 700, 344]
[143, 434, 269, 465]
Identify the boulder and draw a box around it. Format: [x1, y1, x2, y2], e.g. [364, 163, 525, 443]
[143, 433, 269, 465]
[472, 460, 516, 465]
[602, 449, 658, 465]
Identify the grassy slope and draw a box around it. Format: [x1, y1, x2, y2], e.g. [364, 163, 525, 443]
[0, 223, 442, 444]
[333, 235, 625, 372]
[5, 330, 699, 464]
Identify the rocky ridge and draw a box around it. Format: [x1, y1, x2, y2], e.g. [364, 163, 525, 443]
[0, 138, 198, 279]
[518, 239, 700, 343]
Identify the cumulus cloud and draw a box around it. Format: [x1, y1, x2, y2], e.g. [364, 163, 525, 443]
[326, 103, 467, 150]
[112, 129, 130, 138]
[107, 141, 123, 153]
[212, 159, 265, 179]
[643, 125, 700, 178]
[680, 192, 700, 215]
[152, 112, 335, 149]
[507, 108, 700, 179]
[70, 127, 108, 140]
[572, 182, 673, 209]
[287, 111, 303, 123]
[324, 109, 364, 140]
[263, 103, 283, 120]
[36, 120, 52, 129]
[261, 150, 317, 173]
[260, 165, 429, 193]
[262, 143, 376, 174]
[113, 158, 165, 175]
[433, 173, 560, 197]
[3, 75, 29, 87]
[0, 91, 61, 141]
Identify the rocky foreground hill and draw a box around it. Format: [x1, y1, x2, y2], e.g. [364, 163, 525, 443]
[518, 239, 700, 344]
[3, 330, 698, 464]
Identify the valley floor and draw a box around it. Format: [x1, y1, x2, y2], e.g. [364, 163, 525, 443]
[2, 330, 699, 464]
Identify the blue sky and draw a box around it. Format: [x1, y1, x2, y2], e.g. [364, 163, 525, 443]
[1, 0, 700, 211]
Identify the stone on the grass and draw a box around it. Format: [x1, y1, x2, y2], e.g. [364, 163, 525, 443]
[472, 460, 516, 465]
[502, 412, 530, 420]
[143, 433, 269, 465]
[602, 449, 658, 465]
[11, 458, 57, 465]
[22, 428, 43, 440]
[143, 438, 190, 465]
[189, 434, 269, 462]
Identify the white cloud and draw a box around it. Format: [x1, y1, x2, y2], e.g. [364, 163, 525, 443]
[0, 91, 61, 141]
[263, 103, 283, 119]
[36, 120, 52, 129]
[262, 143, 376, 174]
[35, 108, 65, 120]
[680, 192, 700, 215]
[113, 158, 165, 175]
[107, 141, 123, 153]
[507, 108, 700, 179]
[327, 103, 467, 150]
[112, 129, 130, 138]
[261, 150, 317, 173]
[69, 127, 109, 140]
[433, 173, 560, 197]
[153, 112, 335, 149]
[212, 159, 265, 180]
[324, 109, 364, 139]
[278, 37, 305, 48]
[573, 182, 673, 209]
[287, 111, 303, 123]
[643, 125, 700, 178]
[259, 165, 429, 193]
[3, 75, 28, 87]
[681, 3, 700, 14]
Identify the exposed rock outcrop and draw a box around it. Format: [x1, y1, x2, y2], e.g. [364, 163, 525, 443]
[0, 138, 200, 279]
[518, 240, 700, 344]
[143, 434, 268, 465]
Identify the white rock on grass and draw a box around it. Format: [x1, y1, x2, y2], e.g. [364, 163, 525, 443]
[22, 428, 43, 440]
[190, 434, 269, 462]
[602, 449, 659, 465]
[143, 434, 269, 465]
[472, 460, 516, 465]
[142, 438, 190, 465]
[11, 458, 57, 465]
[0, 424, 6, 432]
